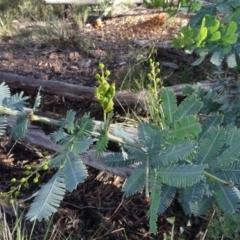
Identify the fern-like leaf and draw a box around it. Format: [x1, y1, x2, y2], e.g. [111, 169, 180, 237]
[124, 145, 147, 164]
[95, 133, 108, 158]
[32, 87, 42, 111]
[147, 171, 162, 234]
[225, 124, 240, 146]
[217, 161, 240, 184]
[51, 129, 69, 144]
[0, 116, 7, 136]
[158, 185, 176, 214]
[67, 137, 95, 154]
[114, 127, 135, 143]
[179, 181, 206, 216]
[64, 110, 76, 134]
[215, 143, 240, 168]
[74, 113, 95, 137]
[10, 117, 28, 140]
[197, 126, 225, 164]
[158, 164, 205, 188]
[2, 91, 28, 110]
[49, 151, 68, 168]
[152, 140, 195, 167]
[0, 82, 10, 105]
[198, 114, 223, 141]
[173, 95, 203, 121]
[210, 51, 224, 66]
[138, 123, 162, 153]
[161, 89, 177, 124]
[105, 152, 138, 167]
[227, 53, 237, 68]
[63, 153, 87, 191]
[26, 171, 66, 221]
[214, 182, 240, 213]
[170, 115, 201, 139]
[123, 165, 146, 198]
[138, 122, 151, 145]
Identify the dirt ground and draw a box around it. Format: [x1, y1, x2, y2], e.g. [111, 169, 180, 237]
[0, 5, 207, 239]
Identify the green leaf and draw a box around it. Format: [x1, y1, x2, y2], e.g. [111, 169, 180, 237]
[161, 89, 177, 124]
[225, 125, 240, 146]
[210, 51, 224, 66]
[191, 55, 206, 66]
[50, 129, 69, 144]
[26, 171, 66, 221]
[209, 31, 221, 41]
[170, 116, 201, 139]
[123, 165, 146, 198]
[152, 140, 195, 167]
[197, 126, 225, 164]
[147, 171, 162, 234]
[65, 110, 76, 134]
[179, 181, 207, 216]
[222, 21, 238, 45]
[0, 116, 7, 136]
[68, 137, 95, 154]
[0, 82, 10, 105]
[216, 143, 240, 168]
[158, 164, 205, 188]
[226, 53, 237, 68]
[95, 133, 108, 158]
[32, 87, 42, 111]
[3, 91, 28, 110]
[217, 161, 240, 184]
[105, 152, 138, 167]
[214, 183, 240, 213]
[63, 154, 87, 191]
[173, 95, 203, 121]
[158, 185, 176, 214]
[49, 151, 68, 168]
[75, 113, 95, 137]
[199, 114, 223, 141]
[138, 123, 162, 153]
[10, 117, 28, 140]
[196, 17, 208, 47]
[205, 15, 220, 34]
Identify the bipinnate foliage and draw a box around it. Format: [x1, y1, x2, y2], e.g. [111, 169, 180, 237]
[173, 0, 240, 68]
[2, 82, 240, 234]
[106, 89, 240, 233]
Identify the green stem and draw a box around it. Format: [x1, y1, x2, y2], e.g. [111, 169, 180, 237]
[103, 111, 106, 123]
[204, 171, 231, 186]
[145, 155, 150, 198]
[0, 106, 60, 126]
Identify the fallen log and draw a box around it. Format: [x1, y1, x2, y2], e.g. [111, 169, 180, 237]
[7, 116, 138, 178]
[0, 71, 217, 108]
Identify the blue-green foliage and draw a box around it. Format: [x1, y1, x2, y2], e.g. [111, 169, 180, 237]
[0, 82, 10, 104]
[26, 171, 66, 221]
[0, 82, 29, 140]
[26, 113, 95, 221]
[173, 0, 240, 68]
[105, 88, 240, 233]
[2, 83, 240, 234]
[0, 116, 7, 136]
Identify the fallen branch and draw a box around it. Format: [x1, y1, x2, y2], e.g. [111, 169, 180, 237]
[0, 71, 217, 108]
